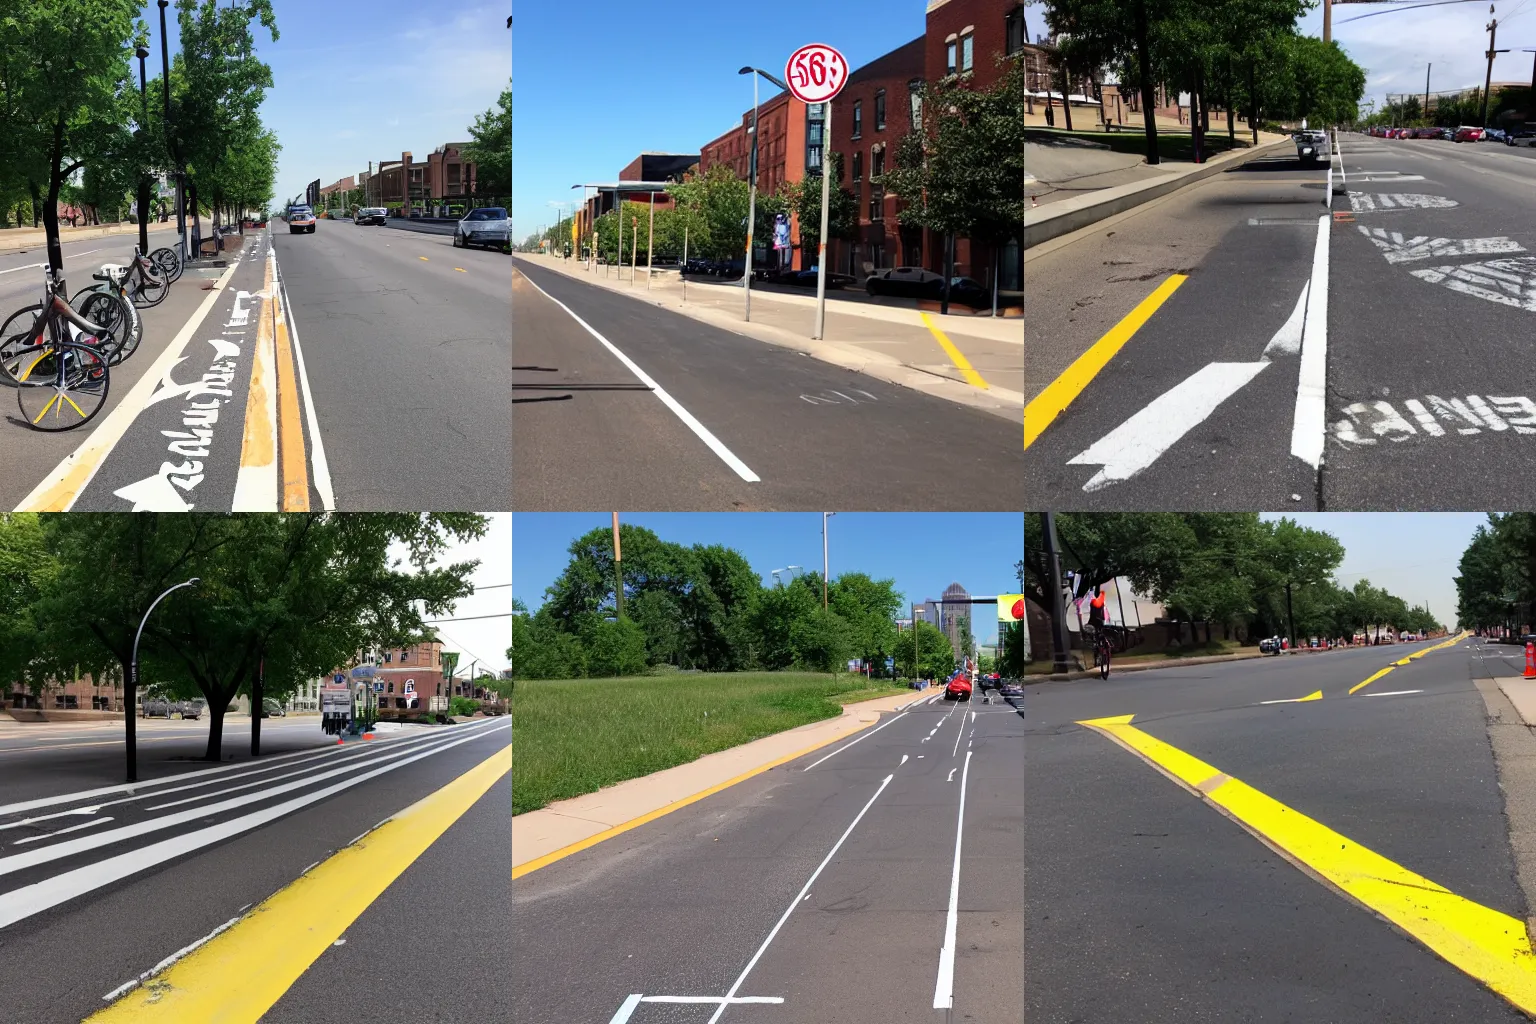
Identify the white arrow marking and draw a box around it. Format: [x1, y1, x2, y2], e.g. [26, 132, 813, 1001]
[112, 472, 193, 511]
[1358, 226, 1524, 264]
[1411, 256, 1536, 311]
[1069, 361, 1271, 491]
[1263, 280, 1310, 357]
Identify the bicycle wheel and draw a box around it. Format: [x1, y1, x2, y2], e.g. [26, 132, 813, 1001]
[74, 290, 137, 365]
[149, 246, 182, 284]
[0, 303, 45, 386]
[130, 265, 169, 308]
[1098, 644, 1111, 679]
[14, 342, 109, 430]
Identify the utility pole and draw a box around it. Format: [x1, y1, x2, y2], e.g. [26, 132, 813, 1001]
[822, 512, 836, 611]
[612, 513, 625, 620]
[1042, 514, 1072, 675]
[1323, 0, 1332, 44]
[1424, 63, 1431, 121]
[1483, 8, 1499, 128]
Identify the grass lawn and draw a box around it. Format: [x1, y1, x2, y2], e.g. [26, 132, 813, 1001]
[511, 672, 910, 816]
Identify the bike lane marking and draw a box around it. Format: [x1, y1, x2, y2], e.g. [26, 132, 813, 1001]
[13, 251, 247, 512]
[1078, 713, 1536, 1016]
[232, 246, 278, 509]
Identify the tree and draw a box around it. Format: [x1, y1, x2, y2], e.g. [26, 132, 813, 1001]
[666, 163, 751, 262]
[895, 620, 956, 680]
[511, 607, 587, 680]
[585, 618, 648, 678]
[0, 514, 65, 699]
[778, 151, 858, 258]
[37, 513, 485, 760]
[462, 84, 510, 197]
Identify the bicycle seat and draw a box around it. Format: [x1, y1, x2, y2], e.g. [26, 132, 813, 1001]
[93, 263, 127, 285]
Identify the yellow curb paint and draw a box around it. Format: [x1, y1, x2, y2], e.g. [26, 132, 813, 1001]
[918, 312, 990, 390]
[87, 744, 509, 1023]
[513, 706, 906, 880]
[1079, 716, 1536, 1017]
[271, 283, 309, 511]
[1349, 666, 1395, 695]
[1263, 690, 1324, 704]
[234, 256, 279, 509]
[1024, 273, 1187, 449]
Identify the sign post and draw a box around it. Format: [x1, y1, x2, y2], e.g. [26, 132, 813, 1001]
[785, 43, 849, 341]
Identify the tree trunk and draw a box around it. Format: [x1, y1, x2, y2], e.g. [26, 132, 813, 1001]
[44, 118, 67, 281]
[1227, 57, 1237, 144]
[29, 182, 41, 227]
[1248, 61, 1259, 145]
[1135, 0, 1160, 164]
[1060, 63, 1074, 131]
[252, 659, 263, 757]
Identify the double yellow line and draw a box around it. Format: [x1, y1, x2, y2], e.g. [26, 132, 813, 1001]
[237, 252, 309, 509]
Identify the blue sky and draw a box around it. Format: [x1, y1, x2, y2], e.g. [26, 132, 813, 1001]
[512, 513, 1023, 647]
[137, 2, 510, 211]
[511, 0, 928, 240]
[1261, 513, 1488, 630]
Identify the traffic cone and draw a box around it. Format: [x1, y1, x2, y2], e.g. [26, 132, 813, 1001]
[1525, 641, 1535, 679]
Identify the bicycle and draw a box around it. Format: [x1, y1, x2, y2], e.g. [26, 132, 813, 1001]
[3, 263, 134, 367]
[1090, 625, 1117, 680]
[0, 268, 112, 430]
[148, 238, 185, 285]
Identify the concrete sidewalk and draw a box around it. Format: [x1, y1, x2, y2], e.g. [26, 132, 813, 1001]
[1497, 677, 1536, 726]
[517, 253, 1022, 420]
[512, 688, 935, 872]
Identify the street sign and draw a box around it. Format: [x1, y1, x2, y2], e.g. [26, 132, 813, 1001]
[785, 43, 849, 104]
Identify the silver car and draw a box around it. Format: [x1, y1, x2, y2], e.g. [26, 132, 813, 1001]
[454, 207, 509, 250]
[355, 207, 388, 225]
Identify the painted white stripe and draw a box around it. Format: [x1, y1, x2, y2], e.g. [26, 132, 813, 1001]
[12, 816, 113, 845]
[0, 262, 44, 276]
[101, 909, 244, 1001]
[1264, 281, 1309, 357]
[608, 994, 643, 1024]
[1364, 689, 1424, 697]
[641, 996, 784, 1004]
[519, 271, 760, 482]
[952, 717, 965, 756]
[1291, 213, 1331, 468]
[801, 710, 911, 771]
[706, 774, 894, 1024]
[0, 721, 507, 929]
[933, 749, 974, 1009]
[1069, 361, 1270, 491]
[276, 257, 336, 510]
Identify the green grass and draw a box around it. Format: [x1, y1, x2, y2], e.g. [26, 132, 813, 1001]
[511, 672, 910, 816]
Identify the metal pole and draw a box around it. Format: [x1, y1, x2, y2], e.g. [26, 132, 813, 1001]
[682, 224, 689, 301]
[1483, 11, 1498, 128]
[647, 190, 655, 289]
[1042, 514, 1071, 674]
[812, 100, 833, 340]
[612, 513, 625, 620]
[822, 512, 830, 611]
[745, 72, 759, 321]
[615, 190, 622, 280]
[129, 578, 199, 782]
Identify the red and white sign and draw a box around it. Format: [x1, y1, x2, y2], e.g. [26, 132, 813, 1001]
[785, 43, 849, 104]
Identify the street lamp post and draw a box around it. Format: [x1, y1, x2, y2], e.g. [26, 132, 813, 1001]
[739, 66, 792, 322]
[156, 0, 187, 264]
[129, 578, 199, 782]
[135, 45, 151, 255]
[822, 512, 836, 611]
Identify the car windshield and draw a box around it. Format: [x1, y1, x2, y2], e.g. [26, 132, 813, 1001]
[464, 208, 507, 221]
[290, 207, 311, 216]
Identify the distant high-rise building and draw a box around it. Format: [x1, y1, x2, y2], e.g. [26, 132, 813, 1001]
[940, 582, 971, 656]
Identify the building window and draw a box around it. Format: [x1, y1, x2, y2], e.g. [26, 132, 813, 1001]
[853, 150, 863, 181]
[961, 33, 974, 72]
[909, 82, 923, 132]
[387, 681, 395, 693]
[852, 101, 862, 139]
[1006, 5, 1025, 55]
[946, 40, 957, 75]
[869, 189, 882, 222]
[873, 146, 885, 178]
[875, 90, 886, 131]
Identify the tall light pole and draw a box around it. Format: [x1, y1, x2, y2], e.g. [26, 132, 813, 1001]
[739, 66, 792, 322]
[612, 513, 625, 620]
[822, 512, 836, 611]
[135, 44, 151, 255]
[129, 578, 199, 781]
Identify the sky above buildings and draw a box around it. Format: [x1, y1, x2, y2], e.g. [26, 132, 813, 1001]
[137, 1, 510, 211]
[512, 513, 1024, 647]
[510, 0, 927, 239]
[1261, 512, 1488, 630]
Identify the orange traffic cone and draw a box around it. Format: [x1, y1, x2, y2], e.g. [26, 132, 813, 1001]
[1524, 641, 1535, 679]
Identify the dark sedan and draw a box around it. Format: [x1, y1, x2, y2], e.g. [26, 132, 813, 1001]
[355, 207, 388, 225]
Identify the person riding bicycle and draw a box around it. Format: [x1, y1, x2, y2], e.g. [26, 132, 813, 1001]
[1087, 586, 1107, 632]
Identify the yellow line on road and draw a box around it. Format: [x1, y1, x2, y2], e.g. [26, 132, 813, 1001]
[271, 277, 309, 511]
[1349, 631, 1470, 694]
[1077, 714, 1536, 1016]
[419, 256, 429, 261]
[1023, 273, 1187, 449]
[87, 743, 509, 1023]
[454, 267, 467, 273]
[1349, 667, 1395, 695]
[918, 312, 989, 390]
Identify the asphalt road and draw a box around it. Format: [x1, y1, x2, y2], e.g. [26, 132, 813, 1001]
[1024, 133, 1536, 509]
[0, 714, 511, 1022]
[1024, 636, 1533, 1021]
[513, 258, 1024, 511]
[273, 218, 510, 510]
[511, 690, 1023, 1024]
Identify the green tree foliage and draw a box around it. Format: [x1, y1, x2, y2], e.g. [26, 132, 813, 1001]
[462, 84, 510, 197]
[1456, 515, 1536, 631]
[894, 620, 956, 680]
[778, 151, 858, 256]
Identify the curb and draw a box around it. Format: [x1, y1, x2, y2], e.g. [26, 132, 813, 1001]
[1024, 136, 1293, 251]
[1027, 650, 1268, 681]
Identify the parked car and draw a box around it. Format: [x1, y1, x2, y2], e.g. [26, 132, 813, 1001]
[355, 207, 388, 225]
[141, 697, 172, 718]
[260, 698, 285, 718]
[1000, 681, 1024, 698]
[177, 699, 205, 720]
[778, 267, 858, 290]
[453, 207, 510, 250]
[1259, 636, 1282, 655]
[286, 205, 316, 233]
[1508, 129, 1536, 147]
[1455, 126, 1485, 142]
[866, 266, 946, 298]
[1485, 127, 1508, 142]
[943, 672, 972, 702]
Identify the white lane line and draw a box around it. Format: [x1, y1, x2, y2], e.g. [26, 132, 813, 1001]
[0, 262, 44, 276]
[951, 718, 965, 757]
[1068, 361, 1271, 491]
[1263, 281, 1309, 357]
[643, 996, 784, 1004]
[275, 252, 336, 510]
[519, 271, 760, 482]
[101, 909, 245, 1001]
[706, 774, 895, 1024]
[900, 754, 909, 766]
[0, 721, 508, 929]
[12, 816, 113, 845]
[1291, 212, 1331, 468]
[802, 710, 911, 771]
[1365, 689, 1424, 697]
[609, 994, 643, 1024]
[947, 767, 957, 782]
[934, 749, 974, 1009]
[65, 248, 104, 261]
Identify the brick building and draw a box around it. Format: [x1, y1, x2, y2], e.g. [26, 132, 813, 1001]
[699, 89, 812, 270]
[364, 144, 480, 216]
